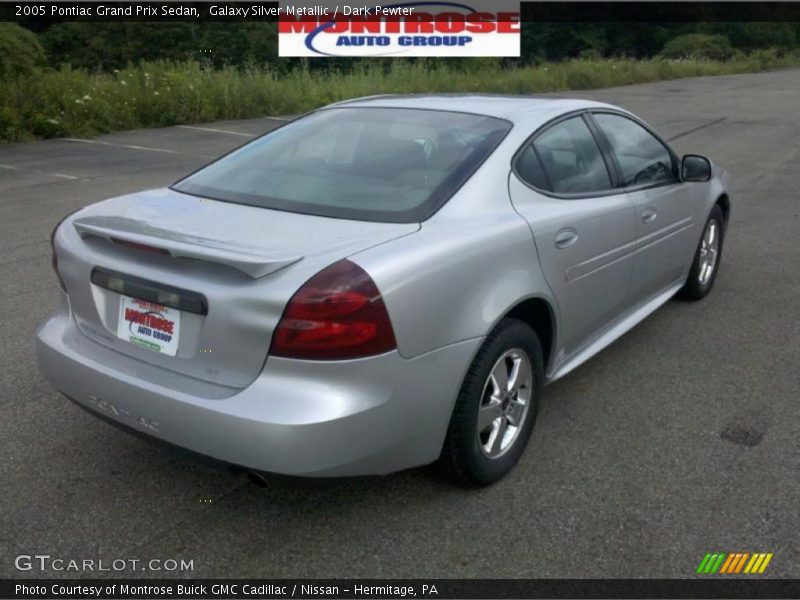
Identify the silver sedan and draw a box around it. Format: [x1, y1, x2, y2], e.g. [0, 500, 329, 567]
[37, 95, 731, 484]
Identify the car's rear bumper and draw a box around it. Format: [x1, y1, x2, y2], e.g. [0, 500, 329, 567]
[36, 293, 480, 477]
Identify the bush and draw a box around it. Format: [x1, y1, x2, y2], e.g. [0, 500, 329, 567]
[0, 23, 46, 79]
[660, 34, 735, 61]
[2, 53, 800, 143]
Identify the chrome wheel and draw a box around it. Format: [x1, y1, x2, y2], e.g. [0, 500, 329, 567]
[698, 219, 720, 285]
[477, 348, 533, 459]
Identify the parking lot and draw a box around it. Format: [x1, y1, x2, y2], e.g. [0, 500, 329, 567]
[1, 69, 798, 578]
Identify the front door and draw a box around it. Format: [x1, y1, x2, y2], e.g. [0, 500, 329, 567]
[590, 111, 698, 299]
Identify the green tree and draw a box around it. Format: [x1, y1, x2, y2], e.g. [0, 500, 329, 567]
[660, 33, 735, 60]
[0, 23, 46, 78]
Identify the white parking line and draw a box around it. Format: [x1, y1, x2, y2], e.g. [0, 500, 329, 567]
[0, 162, 78, 180]
[175, 125, 255, 137]
[63, 138, 181, 154]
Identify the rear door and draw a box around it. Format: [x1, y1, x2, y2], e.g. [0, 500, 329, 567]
[509, 113, 638, 358]
[590, 111, 698, 300]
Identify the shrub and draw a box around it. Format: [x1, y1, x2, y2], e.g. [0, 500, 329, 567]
[660, 34, 735, 61]
[2, 53, 800, 143]
[0, 23, 46, 79]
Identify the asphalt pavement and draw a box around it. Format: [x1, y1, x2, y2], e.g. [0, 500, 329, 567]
[1, 69, 798, 579]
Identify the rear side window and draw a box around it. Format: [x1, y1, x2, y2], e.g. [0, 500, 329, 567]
[518, 116, 612, 194]
[592, 113, 675, 187]
[515, 145, 549, 190]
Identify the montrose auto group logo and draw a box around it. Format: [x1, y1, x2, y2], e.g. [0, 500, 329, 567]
[278, 1, 521, 57]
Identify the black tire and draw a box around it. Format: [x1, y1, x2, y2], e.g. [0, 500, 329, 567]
[440, 318, 544, 486]
[677, 204, 726, 301]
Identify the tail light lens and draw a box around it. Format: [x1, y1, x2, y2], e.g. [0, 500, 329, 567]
[271, 260, 397, 360]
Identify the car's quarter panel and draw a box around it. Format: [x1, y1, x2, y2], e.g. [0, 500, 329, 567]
[52, 188, 418, 389]
[508, 175, 638, 361]
[350, 162, 555, 361]
[36, 291, 481, 476]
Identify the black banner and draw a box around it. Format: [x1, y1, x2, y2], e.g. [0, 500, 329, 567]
[4, 1, 800, 23]
[521, 1, 800, 22]
[4, 579, 800, 599]
[1, 2, 281, 22]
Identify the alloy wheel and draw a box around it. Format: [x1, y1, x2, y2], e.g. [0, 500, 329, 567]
[698, 219, 720, 285]
[477, 348, 533, 458]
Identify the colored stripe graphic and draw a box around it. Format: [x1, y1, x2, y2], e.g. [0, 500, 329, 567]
[719, 553, 736, 573]
[758, 553, 773, 573]
[745, 554, 762, 573]
[699, 553, 727, 574]
[734, 553, 749, 573]
[697, 554, 712, 574]
[722, 553, 740, 573]
[700, 552, 774, 574]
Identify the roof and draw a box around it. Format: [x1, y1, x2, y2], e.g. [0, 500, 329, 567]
[329, 94, 619, 122]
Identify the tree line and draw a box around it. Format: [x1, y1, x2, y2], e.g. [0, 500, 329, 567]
[5, 21, 800, 74]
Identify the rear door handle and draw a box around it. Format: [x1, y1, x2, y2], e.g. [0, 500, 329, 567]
[554, 228, 578, 249]
[642, 208, 658, 223]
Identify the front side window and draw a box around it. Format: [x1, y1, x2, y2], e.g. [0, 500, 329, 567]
[592, 113, 676, 187]
[173, 108, 511, 223]
[521, 116, 612, 194]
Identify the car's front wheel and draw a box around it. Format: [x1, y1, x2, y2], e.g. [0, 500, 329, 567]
[440, 318, 544, 485]
[677, 204, 726, 301]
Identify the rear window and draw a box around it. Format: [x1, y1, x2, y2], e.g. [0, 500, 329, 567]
[173, 107, 512, 223]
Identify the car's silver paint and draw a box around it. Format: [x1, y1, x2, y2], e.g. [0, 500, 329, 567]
[54, 188, 418, 388]
[38, 290, 482, 475]
[548, 279, 686, 382]
[73, 215, 303, 279]
[37, 95, 730, 476]
[509, 175, 639, 359]
[626, 182, 699, 300]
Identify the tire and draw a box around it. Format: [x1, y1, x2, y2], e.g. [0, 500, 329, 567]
[677, 204, 725, 301]
[440, 318, 544, 486]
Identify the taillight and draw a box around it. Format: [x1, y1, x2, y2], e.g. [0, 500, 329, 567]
[271, 260, 397, 360]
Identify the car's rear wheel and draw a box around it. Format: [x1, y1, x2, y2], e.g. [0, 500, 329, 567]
[677, 204, 725, 301]
[440, 318, 543, 485]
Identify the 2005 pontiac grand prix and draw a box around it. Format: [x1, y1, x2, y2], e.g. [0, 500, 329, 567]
[37, 95, 731, 485]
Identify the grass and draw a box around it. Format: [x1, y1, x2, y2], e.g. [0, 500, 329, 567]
[1, 50, 798, 143]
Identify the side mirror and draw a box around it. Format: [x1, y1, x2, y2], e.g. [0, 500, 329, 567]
[682, 154, 712, 182]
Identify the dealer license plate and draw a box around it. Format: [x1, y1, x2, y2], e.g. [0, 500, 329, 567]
[116, 295, 181, 356]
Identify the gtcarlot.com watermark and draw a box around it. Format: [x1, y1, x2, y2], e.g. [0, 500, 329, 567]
[15, 554, 194, 573]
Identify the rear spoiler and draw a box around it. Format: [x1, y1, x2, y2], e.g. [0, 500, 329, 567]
[73, 216, 302, 279]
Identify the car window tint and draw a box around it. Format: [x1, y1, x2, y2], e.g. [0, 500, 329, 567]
[532, 117, 612, 194]
[593, 113, 675, 187]
[515, 145, 549, 190]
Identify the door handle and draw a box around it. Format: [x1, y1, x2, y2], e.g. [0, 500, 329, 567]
[642, 208, 658, 223]
[554, 228, 578, 249]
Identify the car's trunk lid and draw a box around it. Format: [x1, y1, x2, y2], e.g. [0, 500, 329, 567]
[57, 188, 419, 389]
